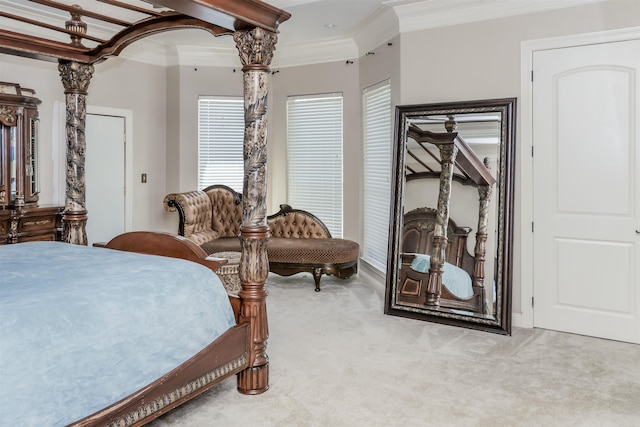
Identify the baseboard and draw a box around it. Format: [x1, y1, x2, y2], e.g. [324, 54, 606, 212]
[511, 312, 529, 329]
[357, 259, 386, 289]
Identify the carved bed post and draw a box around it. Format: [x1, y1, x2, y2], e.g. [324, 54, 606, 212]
[472, 182, 492, 312]
[233, 27, 277, 395]
[58, 60, 94, 245]
[426, 142, 458, 307]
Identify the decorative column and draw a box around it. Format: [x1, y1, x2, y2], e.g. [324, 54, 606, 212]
[58, 60, 94, 245]
[426, 142, 458, 307]
[472, 182, 492, 310]
[233, 27, 277, 395]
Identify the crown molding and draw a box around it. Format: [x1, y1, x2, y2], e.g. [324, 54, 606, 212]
[272, 37, 358, 68]
[165, 39, 238, 67]
[353, 5, 399, 58]
[392, 0, 608, 33]
[117, 40, 171, 67]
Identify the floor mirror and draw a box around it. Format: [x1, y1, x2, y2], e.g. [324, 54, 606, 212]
[384, 98, 516, 334]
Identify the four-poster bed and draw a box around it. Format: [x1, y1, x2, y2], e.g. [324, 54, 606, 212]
[0, 0, 290, 424]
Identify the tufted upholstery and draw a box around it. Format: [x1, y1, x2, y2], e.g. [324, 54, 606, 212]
[205, 185, 242, 238]
[267, 238, 359, 264]
[164, 185, 241, 246]
[163, 190, 217, 245]
[268, 206, 331, 239]
[165, 186, 359, 291]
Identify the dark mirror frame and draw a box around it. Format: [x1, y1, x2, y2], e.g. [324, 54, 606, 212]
[384, 98, 516, 335]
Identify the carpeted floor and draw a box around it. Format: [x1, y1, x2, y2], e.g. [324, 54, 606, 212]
[150, 273, 640, 427]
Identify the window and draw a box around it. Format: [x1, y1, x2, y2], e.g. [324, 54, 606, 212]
[198, 96, 244, 191]
[286, 93, 343, 238]
[362, 80, 391, 272]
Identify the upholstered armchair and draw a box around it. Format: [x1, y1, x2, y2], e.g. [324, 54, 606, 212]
[163, 184, 242, 247]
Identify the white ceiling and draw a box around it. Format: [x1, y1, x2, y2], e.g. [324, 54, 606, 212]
[1, 0, 608, 67]
[148, 0, 607, 67]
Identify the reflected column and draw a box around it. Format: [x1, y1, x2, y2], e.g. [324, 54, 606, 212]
[473, 182, 492, 313]
[426, 142, 458, 307]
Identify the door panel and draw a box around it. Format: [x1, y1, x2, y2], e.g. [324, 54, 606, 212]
[85, 114, 125, 246]
[532, 39, 640, 343]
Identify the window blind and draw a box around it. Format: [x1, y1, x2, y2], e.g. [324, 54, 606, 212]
[198, 96, 244, 192]
[286, 93, 343, 238]
[362, 80, 391, 272]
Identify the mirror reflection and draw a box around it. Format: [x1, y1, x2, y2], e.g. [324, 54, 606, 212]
[384, 99, 516, 334]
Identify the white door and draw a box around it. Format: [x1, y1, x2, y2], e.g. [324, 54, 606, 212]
[85, 114, 126, 245]
[532, 39, 640, 343]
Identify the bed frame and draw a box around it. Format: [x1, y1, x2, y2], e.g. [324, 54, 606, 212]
[0, 1, 291, 425]
[397, 208, 485, 314]
[399, 117, 495, 313]
[65, 231, 254, 426]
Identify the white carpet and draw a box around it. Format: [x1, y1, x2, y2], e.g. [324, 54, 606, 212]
[151, 273, 640, 426]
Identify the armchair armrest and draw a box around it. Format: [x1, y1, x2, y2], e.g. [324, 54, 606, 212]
[163, 190, 219, 245]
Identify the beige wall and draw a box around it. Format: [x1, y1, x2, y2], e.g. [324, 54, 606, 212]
[0, 54, 170, 233]
[269, 60, 361, 241]
[168, 65, 244, 193]
[89, 57, 168, 232]
[399, 0, 640, 314]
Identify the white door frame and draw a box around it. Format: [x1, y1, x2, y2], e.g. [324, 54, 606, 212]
[519, 26, 640, 329]
[55, 105, 133, 233]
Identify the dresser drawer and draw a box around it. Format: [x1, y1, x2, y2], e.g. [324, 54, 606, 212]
[4, 206, 63, 243]
[0, 217, 9, 235]
[19, 214, 57, 232]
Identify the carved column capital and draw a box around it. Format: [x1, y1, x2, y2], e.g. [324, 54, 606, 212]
[58, 61, 94, 95]
[0, 105, 17, 126]
[233, 27, 278, 71]
[438, 143, 458, 165]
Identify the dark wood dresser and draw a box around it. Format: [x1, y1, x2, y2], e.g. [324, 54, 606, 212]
[0, 82, 63, 245]
[0, 205, 63, 244]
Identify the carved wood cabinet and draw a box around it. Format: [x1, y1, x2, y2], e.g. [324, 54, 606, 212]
[0, 82, 63, 244]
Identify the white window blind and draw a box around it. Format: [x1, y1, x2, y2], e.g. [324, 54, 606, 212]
[362, 80, 391, 272]
[198, 96, 244, 192]
[286, 93, 343, 238]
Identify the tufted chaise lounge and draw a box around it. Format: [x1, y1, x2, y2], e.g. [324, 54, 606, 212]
[163, 184, 359, 291]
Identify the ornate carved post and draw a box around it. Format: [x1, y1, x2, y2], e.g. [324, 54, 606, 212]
[472, 183, 492, 311]
[233, 27, 277, 395]
[58, 60, 94, 245]
[426, 142, 458, 307]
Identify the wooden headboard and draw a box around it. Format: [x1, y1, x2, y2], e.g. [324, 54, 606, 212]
[402, 207, 475, 276]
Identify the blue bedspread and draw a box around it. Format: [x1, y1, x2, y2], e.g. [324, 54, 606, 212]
[410, 253, 474, 299]
[0, 241, 235, 427]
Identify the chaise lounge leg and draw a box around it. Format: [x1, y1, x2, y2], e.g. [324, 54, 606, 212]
[313, 267, 323, 292]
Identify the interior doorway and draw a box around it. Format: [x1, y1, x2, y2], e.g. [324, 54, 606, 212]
[84, 106, 133, 245]
[521, 28, 640, 343]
